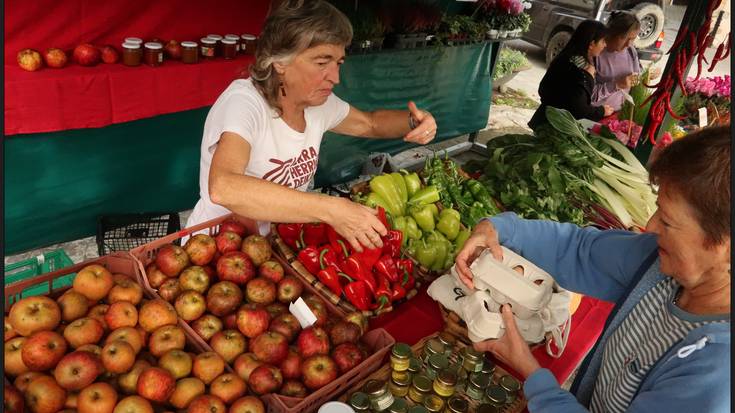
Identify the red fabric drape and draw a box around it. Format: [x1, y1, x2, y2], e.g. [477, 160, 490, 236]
[4, 0, 270, 135]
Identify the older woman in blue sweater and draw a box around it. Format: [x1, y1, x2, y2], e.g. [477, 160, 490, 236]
[456, 125, 730, 412]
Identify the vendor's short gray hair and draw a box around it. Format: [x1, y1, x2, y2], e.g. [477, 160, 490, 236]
[249, 0, 353, 115]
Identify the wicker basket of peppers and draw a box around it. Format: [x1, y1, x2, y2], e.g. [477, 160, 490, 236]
[269, 206, 420, 318]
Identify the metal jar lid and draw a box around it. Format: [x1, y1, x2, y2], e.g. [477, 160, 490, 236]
[476, 404, 500, 413]
[422, 394, 445, 413]
[437, 331, 456, 348]
[391, 371, 411, 386]
[122, 41, 141, 49]
[180, 41, 198, 48]
[485, 385, 508, 404]
[446, 397, 469, 413]
[499, 374, 521, 393]
[408, 357, 422, 373]
[221, 38, 237, 45]
[224, 34, 240, 41]
[462, 346, 482, 362]
[349, 392, 370, 411]
[388, 398, 408, 413]
[425, 338, 444, 356]
[241, 34, 257, 40]
[200, 37, 216, 45]
[392, 342, 412, 359]
[412, 374, 432, 392]
[144, 42, 162, 50]
[436, 368, 458, 387]
[364, 379, 388, 396]
[481, 356, 496, 375]
[407, 406, 429, 413]
[428, 354, 449, 371]
[207, 34, 223, 40]
[469, 372, 491, 388]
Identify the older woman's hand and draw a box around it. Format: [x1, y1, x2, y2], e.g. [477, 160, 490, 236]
[404, 101, 437, 144]
[327, 197, 388, 253]
[474, 304, 542, 379]
[454, 219, 504, 290]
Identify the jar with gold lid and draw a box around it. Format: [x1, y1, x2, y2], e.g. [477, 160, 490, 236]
[349, 392, 371, 413]
[423, 394, 445, 413]
[181, 41, 198, 64]
[143, 42, 163, 67]
[389, 371, 411, 398]
[222, 38, 237, 59]
[465, 372, 491, 401]
[408, 357, 422, 375]
[460, 347, 483, 374]
[241, 34, 257, 54]
[437, 331, 456, 357]
[444, 397, 468, 413]
[422, 339, 445, 363]
[388, 398, 408, 413]
[498, 374, 521, 404]
[200, 37, 216, 60]
[484, 385, 507, 408]
[408, 374, 432, 404]
[224, 34, 240, 52]
[391, 343, 412, 372]
[425, 354, 449, 380]
[365, 380, 394, 412]
[122, 42, 142, 66]
[408, 406, 429, 413]
[481, 356, 496, 376]
[476, 404, 500, 413]
[432, 369, 457, 398]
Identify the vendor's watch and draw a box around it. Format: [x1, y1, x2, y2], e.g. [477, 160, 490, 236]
[409, 113, 418, 130]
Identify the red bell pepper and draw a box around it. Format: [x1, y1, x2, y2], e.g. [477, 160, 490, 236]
[352, 247, 382, 271]
[302, 222, 327, 247]
[374, 254, 399, 283]
[391, 282, 407, 301]
[318, 245, 342, 271]
[277, 223, 303, 250]
[343, 256, 376, 294]
[343, 280, 371, 311]
[397, 259, 415, 291]
[326, 225, 351, 259]
[374, 273, 392, 310]
[297, 246, 321, 275]
[316, 266, 342, 296]
[377, 206, 390, 229]
[381, 230, 403, 259]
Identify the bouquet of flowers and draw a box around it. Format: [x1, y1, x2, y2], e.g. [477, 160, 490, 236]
[590, 116, 643, 148]
[682, 75, 731, 126]
[476, 0, 531, 31]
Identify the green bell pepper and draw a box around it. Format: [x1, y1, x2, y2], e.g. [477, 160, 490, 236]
[414, 239, 437, 269]
[454, 228, 472, 251]
[439, 208, 461, 222]
[405, 238, 417, 257]
[365, 192, 392, 214]
[427, 203, 439, 219]
[410, 204, 435, 233]
[401, 170, 422, 197]
[390, 172, 408, 206]
[393, 216, 409, 247]
[442, 247, 456, 270]
[436, 211, 460, 241]
[408, 185, 440, 207]
[427, 235, 448, 271]
[404, 216, 422, 240]
[370, 174, 403, 217]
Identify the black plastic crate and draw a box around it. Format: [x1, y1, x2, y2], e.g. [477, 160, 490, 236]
[96, 212, 181, 256]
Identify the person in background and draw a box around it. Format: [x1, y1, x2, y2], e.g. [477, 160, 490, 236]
[186, 0, 437, 252]
[455, 125, 730, 412]
[528, 20, 613, 130]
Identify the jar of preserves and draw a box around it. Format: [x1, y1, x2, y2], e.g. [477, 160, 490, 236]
[425, 354, 449, 380]
[349, 392, 371, 413]
[200, 37, 216, 60]
[481, 356, 496, 376]
[222, 38, 237, 59]
[408, 374, 432, 404]
[484, 385, 507, 408]
[365, 380, 394, 412]
[460, 347, 483, 374]
[432, 369, 457, 398]
[408, 357, 422, 375]
[391, 369, 410, 383]
[391, 343, 412, 372]
[422, 339, 444, 363]
[207, 34, 223, 56]
[389, 371, 411, 398]
[181, 41, 198, 64]
[476, 404, 500, 413]
[465, 372, 491, 401]
[388, 398, 408, 413]
[122, 42, 142, 66]
[143, 42, 163, 67]
[499, 375, 521, 404]
[408, 406, 429, 413]
[124, 37, 143, 46]
[445, 397, 468, 413]
[241, 34, 257, 54]
[437, 332, 456, 357]
[423, 395, 445, 413]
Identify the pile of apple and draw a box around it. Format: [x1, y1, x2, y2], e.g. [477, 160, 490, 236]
[146, 218, 371, 398]
[3, 263, 266, 413]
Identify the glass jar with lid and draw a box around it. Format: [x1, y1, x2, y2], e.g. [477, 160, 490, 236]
[349, 392, 371, 413]
[389, 371, 411, 398]
[408, 374, 432, 404]
[484, 385, 508, 408]
[437, 331, 456, 357]
[444, 397, 468, 413]
[224, 34, 240, 52]
[476, 404, 500, 413]
[465, 372, 491, 401]
[422, 339, 445, 363]
[408, 406, 429, 413]
[241, 34, 257, 54]
[481, 356, 496, 376]
[122, 42, 142, 66]
[391, 343, 412, 372]
[181, 41, 198, 64]
[143, 42, 163, 67]
[423, 394, 445, 413]
[425, 354, 449, 380]
[221, 38, 237, 59]
[200, 37, 216, 60]
[460, 347, 483, 374]
[207, 34, 223, 56]
[498, 375, 521, 404]
[432, 369, 457, 398]
[408, 357, 422, 375]
[388, 398, 408, 413]
[364, 380, 394, 412]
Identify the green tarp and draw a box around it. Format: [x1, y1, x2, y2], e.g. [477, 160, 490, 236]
[5, 42, 498, 254]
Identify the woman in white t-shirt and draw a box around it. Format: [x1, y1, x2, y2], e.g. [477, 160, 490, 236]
[187, 0, 437, 252]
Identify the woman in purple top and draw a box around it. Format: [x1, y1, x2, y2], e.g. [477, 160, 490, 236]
[592, 11, 644, 111]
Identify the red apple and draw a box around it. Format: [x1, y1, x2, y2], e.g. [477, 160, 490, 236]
[233, 352, 262, 381]
[145, 264, 169, 288]
[192, 352, 226, 385]
[296, 327, 330, 358]
[265, 302, 288, 320]
[100, 45, 119, 64]
[191, 314, 223, 341]
[328, 321, 362, 346]
[246, 277, 277, 305]
[304, 296, 328, 327]
[259, 260, 285, 283]
[169, 377, 205, 410]
[73, 43, 101, 66]
[174, 290, 207, 321]
[158, 278, 181, 302]
[14, 371, 44, 392]
[17, 48, 43, 71]
[138, 299, 178, 332]
[332, 342, 365, 374]
[301, 355, 338, 390]
[8, 295, 61, 336]
[210, 329, 247, 363]
[247, 365, 283, 395]
[25, 375, 67, 413]
[269, 313, 301, 342]
[64, 317, 105, 349]
[21, 330, 68, 371]
[277, 276, 304, 303]
[184, 234, 217, 265]
[101, 340, 136, 373]
[241, 235, 272, 267]
[220, 218, 247, 237]
[4, 385, 24, 413]
[179, 266, 211, 293]
[108, 276, 143, 305]
[158, 349, 193, 379]
[43, 47, 68, 68]
[229, 396, 265, 413]
[207, 281, 243, 316]
[87, 304, 110, 330]
[209, 373, 247, 404]
[54, 351, 103, 390]
[250, 331, 288, 365]
[105, 327, 144, 354]
[164, 40, 182, 60]
[148, 325, 186, 358]
[224, 311, 239, 330]
[186, 395, 226, 413]
[57, 290, 89, 322]
[344, 312, 368, 336]
[215, 231, 242, 254]
[155, 244, 190, 276]
[236, 304, 270, 338]
[74, 264, 114, 301]
[105, 301, 138, 330]
[5, 315, 18, 341]
[217, 251, 256, 285]
[136, 367, 175, 402]
[117, 359, 151, 394]
[112, 395, 153, 413]
[77, 382, 117, 413]
[279, 349, 302, 379]
[279, 380, 308, 398]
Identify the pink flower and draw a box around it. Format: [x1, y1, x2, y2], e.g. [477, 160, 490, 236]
[509, 0, 524, 15]
[655, 132, 673, 149]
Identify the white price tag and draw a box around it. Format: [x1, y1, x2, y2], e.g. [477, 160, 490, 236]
[698, 107, 708, 128]
[289, 297, 317, 328]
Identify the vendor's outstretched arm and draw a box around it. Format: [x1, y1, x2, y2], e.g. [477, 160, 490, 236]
[487, 212, 657, 302]
[331, 102, 436, 144]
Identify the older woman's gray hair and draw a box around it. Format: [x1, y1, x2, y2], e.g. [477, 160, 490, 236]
[249, 0, 353, 115]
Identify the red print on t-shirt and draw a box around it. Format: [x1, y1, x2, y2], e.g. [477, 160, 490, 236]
[262, 147, 318, 188]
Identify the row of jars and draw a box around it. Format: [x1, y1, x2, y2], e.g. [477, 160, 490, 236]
[121, 34, 258, 67]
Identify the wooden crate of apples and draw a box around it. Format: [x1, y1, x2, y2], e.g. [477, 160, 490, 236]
[4, 253, 266, 413]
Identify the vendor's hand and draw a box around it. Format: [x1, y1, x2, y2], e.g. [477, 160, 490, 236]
[454, 219, 503, 290]
[327, 198, 387, 253]
[404, 101, 437, 145]
[615, 73, 637, 90]
[585, 64, 596, 77]
[474, 304, 542, 379]
[649, 66, 662, 81]
[603, 104, 614, 117]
